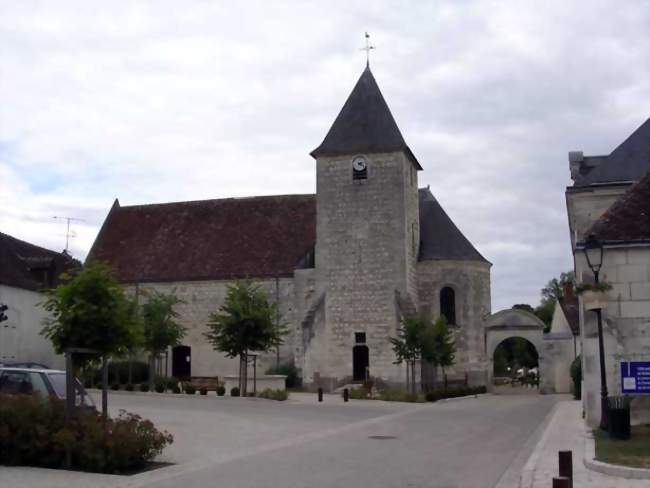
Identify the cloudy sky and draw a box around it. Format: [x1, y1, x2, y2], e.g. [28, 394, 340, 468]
[1, 0, 648, 310]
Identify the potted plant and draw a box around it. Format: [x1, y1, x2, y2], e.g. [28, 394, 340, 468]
[576, 282, 612, 311]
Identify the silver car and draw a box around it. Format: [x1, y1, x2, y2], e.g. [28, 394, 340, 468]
[0, 367, 95, 409]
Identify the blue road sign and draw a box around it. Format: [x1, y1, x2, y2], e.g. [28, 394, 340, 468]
[621, 361, 650, 395]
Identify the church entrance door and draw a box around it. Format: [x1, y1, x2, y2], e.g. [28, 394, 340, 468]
[353, 345, 369, 381]
[172, 345, 191, 379]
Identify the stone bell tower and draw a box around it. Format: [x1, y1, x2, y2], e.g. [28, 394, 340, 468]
[302, 66, 422, 389]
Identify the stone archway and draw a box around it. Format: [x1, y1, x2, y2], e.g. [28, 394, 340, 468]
[484, 309, 545, 391]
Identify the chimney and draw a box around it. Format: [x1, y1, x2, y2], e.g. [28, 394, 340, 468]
[563, 281, 575, 302]
[568, 151, 584, 181]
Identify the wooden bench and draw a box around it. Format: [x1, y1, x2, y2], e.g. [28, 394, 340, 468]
[184, 376, 220, 392]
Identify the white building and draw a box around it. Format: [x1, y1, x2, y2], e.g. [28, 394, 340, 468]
[0, 232, 77, 368]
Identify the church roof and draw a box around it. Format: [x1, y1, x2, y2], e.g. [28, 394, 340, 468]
[87, 195, 317, 283]
[586, 170, 650, 243]
[418, 188, 489, 263]
[574, 117, 650, 186]
[310, 66, 422, 169]
[0, 231, 79, 291]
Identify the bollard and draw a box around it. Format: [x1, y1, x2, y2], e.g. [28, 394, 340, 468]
[552, 476, 570, 488]
[343, 388, 349, 402]
[318, 388, 323, 402]
[558, 450, 572, 488]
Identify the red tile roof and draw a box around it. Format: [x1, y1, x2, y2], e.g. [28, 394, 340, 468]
[87, 195, 316, 283]
[587, 171, 650, 243]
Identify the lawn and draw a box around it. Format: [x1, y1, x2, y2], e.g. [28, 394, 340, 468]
[594, 425, 650, 469]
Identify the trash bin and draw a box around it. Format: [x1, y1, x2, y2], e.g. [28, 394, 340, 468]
[607, 396, 631, 440]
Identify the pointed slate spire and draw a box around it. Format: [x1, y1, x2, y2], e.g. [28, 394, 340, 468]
[311, 66, 421, 169]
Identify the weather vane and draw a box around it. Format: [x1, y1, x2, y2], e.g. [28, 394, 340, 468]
[360, 31, 375, 67]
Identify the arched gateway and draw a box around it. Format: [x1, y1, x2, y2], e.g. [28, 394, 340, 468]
[484, 309, 545, 391]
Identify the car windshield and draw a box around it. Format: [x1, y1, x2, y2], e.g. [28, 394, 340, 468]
[47, 372, 95, 407]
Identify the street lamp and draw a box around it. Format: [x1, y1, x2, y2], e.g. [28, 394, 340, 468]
[582, 234, 608, 430]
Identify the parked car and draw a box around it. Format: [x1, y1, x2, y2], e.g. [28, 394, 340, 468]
[0, 367, 95, 409]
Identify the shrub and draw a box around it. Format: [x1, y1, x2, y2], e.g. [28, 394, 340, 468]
[378, 389, 420, 402]
[139, 384, 150, 392]
[110, 383, 120, 391]
[570, 355, 582, 400]
[184, 384, 196, 395]
[217, 386, 226, 396]
[349, 387, 371, 400]
[265, 363, 302, 388]
[230, 387, 240, 397]
[0, 394, 172, 473]
[171, 386, 181, 394]
[166, 378, 179, 391]
[257, 389, 289, 401]
[199, 388, 207, 396]
[125, 384, 134, 392]
[89, 361, 150, 386]
[154, 383, 165, 393]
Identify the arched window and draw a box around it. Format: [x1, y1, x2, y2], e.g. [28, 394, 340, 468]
[440, 287, 456, 325]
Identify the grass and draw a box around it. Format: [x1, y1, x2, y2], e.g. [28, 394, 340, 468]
[594, 425, 650, 469]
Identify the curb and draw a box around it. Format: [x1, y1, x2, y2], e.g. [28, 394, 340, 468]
[583, 429, 650, 480]
[516, 401, 562, 488]
[87, 388, 230, 400]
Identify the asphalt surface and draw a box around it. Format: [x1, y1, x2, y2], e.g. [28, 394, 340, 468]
[108, 391, 559, 488]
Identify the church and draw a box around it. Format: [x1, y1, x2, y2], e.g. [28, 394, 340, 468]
[88, 65, 492, 390]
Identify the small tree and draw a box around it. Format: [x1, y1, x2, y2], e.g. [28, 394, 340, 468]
[428, 316, 456, 380]
[391, 315, 428, 395]
[140, 290, 186, 388]
[204, 280, 286, 396]
[41, 262, 140, 417]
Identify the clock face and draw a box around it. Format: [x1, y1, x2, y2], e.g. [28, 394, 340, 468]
[352, 157, 367, 172]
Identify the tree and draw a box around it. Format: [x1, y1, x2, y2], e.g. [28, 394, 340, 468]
[390, 315, 426, 395]
[140, 290, 186, 388]
[535, 271, 574, 332]
[204, 280, 286, 396]
[41, 262, 140, 417]
[427, 316, 456, 379]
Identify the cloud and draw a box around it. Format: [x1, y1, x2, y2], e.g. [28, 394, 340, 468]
[1, 0, 649, 310]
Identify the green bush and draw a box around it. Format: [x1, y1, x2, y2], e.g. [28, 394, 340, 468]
[570, 355, 582, 400]
[166, 378, 179, 391]
[378, 389, 420, 402]
[199, 388, 207, 396]
[0, 394, 172, 473]
[217, 386, 226, 396]
[424, 386, 486, 402]
[230, 387, 240, 397]
[154, 383, 165, 393]
[257, 389, 289, 401]
[89, 361, 149, 386]
[349, 387, 371, 400]
[110, 383, 120, 391]
[124, 384, 134, 392]
[139, 384, 150, 392]
[184, 384, 196, 395]
[265, 363, 302, 388]
[171, 386, 181, 394]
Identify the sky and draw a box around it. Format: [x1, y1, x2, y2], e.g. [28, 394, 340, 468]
[1, 0, 649, 311]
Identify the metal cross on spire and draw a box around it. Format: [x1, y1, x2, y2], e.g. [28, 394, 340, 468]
[360, 32, 375, 67]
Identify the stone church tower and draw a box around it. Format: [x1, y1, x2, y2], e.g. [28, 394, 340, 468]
[303, 66, 423, 388]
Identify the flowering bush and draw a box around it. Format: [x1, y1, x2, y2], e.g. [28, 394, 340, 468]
[0, 394, 172, 473]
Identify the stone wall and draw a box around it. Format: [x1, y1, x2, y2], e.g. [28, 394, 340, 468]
[127, 277, 299, 378]
[576, 248, 650, 426]
[0, 284, 64, 369]
[307, 151, 419, 387]
[417, 260, 491, 382]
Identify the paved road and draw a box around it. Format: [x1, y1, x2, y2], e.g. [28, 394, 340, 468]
[1, 392, 559, 488]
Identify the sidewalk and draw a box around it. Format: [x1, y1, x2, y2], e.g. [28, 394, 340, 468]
[520, 400, 648, 487]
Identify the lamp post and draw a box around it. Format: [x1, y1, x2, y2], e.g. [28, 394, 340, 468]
[582, 234, 608, 430]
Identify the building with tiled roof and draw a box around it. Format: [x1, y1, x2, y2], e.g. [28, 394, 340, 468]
[565, 120, 650, 428]
[89, 66, 491, 389]
[0, 232, 79, 367]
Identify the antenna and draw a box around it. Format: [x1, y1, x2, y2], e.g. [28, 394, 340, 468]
[53, 216, 85, 254]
